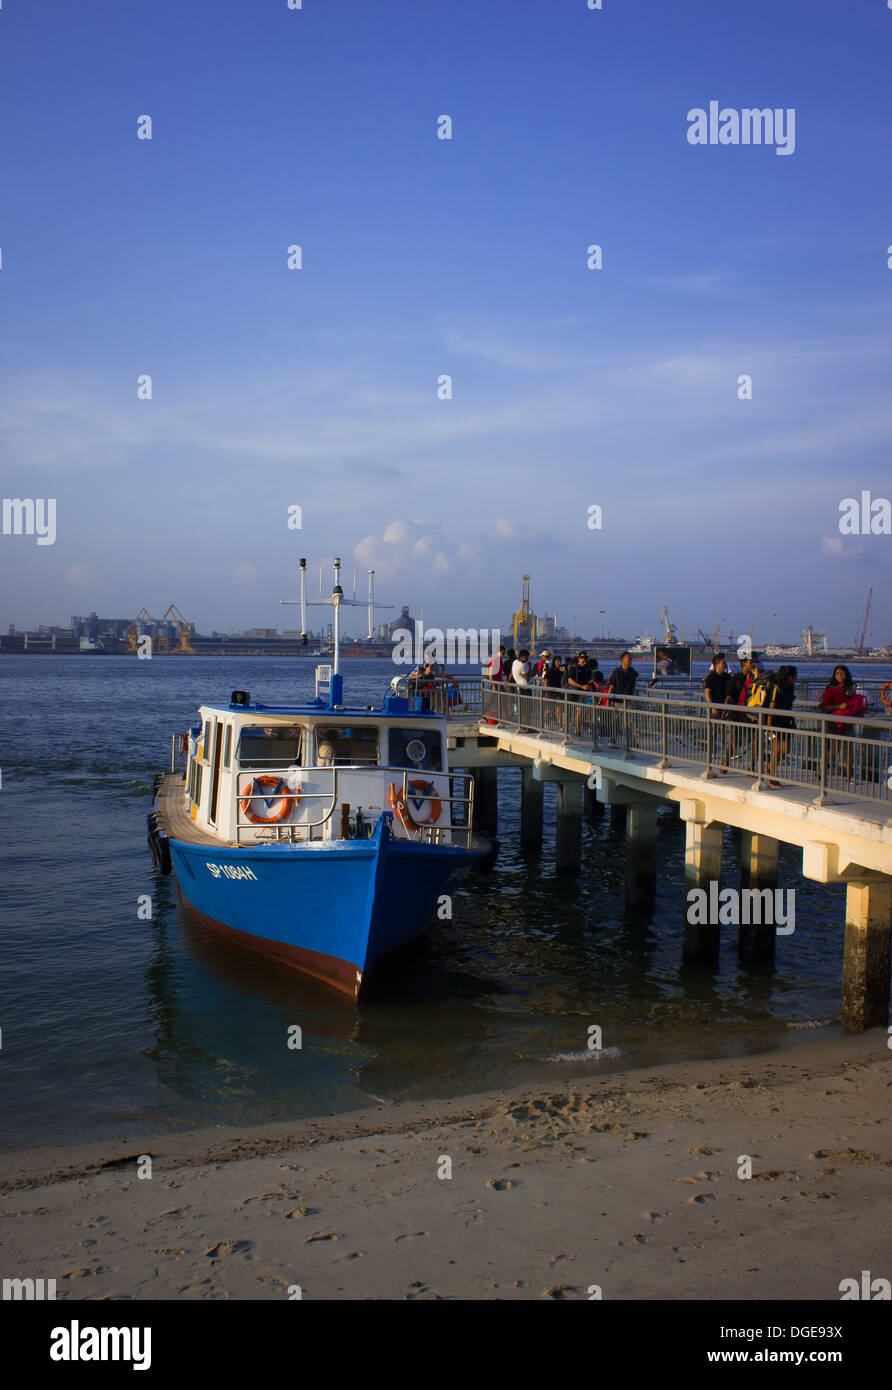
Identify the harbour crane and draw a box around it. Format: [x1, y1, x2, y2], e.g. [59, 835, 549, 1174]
[659, 606, 678, 644]
[855, 587, 873, 655]
[512, 574, 537, 650]
[161, 604, 195, 654]
[127, 607, 155, 653]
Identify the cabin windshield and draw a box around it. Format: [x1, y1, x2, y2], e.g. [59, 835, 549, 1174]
[314, 724, 379, 766]
[389, 727, 442, 772]
[237, 725, 303, 768]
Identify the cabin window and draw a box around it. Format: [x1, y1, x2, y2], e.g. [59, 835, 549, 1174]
[314, 725, 379, 766]
[237, 725, 303, 769]
[190, 760, 203, 807]
[223, 725, 232, 768]
[389, 728, 443, 772]
[203, 720, 212, 761]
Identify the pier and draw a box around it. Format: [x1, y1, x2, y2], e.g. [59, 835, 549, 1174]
[433, 679, 892, 1032]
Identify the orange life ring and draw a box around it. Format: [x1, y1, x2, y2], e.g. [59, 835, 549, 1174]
[241, 775, 297, 824]
[389, 778, 442, 830]
[882, 683, 892, 707]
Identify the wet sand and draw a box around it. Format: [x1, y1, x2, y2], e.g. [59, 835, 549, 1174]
[1, 1031, 890, 1300]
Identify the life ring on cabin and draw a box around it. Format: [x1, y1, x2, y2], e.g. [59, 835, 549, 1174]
[389, 778, 442, 830]
[882, 683, 892, 707]
[241, 775, 298, 824]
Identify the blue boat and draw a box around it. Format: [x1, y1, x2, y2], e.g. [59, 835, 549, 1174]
[148, 558, 492, 998]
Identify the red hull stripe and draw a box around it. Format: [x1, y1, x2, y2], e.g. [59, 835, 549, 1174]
[184, 902, 361, 998]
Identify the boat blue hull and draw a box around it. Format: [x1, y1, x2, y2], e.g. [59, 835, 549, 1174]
[167, 816, 486, 997]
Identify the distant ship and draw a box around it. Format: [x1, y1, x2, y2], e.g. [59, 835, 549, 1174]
[79, 637, 107, 653]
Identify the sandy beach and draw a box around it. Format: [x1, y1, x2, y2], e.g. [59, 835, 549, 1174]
[1, 1031, 890, 1302]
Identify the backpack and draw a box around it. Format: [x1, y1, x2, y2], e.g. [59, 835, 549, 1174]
[747, 675, 772, 709]
[840, 693, 866, 719]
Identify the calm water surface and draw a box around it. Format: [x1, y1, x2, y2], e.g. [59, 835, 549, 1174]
[1, 655, 888, 1150]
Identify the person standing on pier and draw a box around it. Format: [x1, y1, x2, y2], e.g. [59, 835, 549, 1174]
[704, 654, 730, 771]
[487, 645, 506, 682]
[567, 650, 594, 735]
[821, 664, 864, 783]
[766, 664, 797, 788]
[512, 649, 534, 731]
[724, 653, 757, 770]
[607, 651, 639, 751]
[543, 654, 565, 731]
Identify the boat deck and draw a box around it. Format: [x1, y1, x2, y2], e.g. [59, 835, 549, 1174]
[155, 772, 235, 847]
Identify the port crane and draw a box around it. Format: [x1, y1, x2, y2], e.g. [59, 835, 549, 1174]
[161, 604, 195, 654]
[855, 587, 873, 656]
[512, 574, 537, 649]
[127, 605, 195, 654]
[127, 607, 155, 653]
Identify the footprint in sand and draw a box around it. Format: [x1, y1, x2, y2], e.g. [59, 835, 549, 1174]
[395, 1231, 428, 1242]
[486, 1178, 519, 1191]
[205, 1240, 254, 1257]
[285, 1207, 317, 1220]
[688, 1193, 717, 1204]
[305, 1232, 339, 1244]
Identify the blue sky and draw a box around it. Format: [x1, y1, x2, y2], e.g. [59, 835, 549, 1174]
[1, 0, 890, 646]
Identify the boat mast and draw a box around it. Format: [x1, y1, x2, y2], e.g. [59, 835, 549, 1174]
[299, 557, 307, 639]
[330, 557, 344, 706]
[368, 569, 375, 640]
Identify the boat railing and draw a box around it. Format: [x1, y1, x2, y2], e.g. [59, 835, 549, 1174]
[233, 764, 477, 849]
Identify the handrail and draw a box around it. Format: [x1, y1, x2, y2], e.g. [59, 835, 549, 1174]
[471, 680, 892, 810]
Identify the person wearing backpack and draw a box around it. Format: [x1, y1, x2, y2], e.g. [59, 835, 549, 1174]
[766, 664, 797, 787]
[722, 653, 754, 768]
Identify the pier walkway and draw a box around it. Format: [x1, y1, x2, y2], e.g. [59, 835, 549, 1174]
[431, 679, 892, 1032]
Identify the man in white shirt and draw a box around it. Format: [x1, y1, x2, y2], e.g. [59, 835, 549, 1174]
[512, 649, 535, 730]
[512, 649, 531, 685]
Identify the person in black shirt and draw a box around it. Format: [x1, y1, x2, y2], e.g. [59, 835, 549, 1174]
[723, 654, 756, 769]
[704, 655, 730, 708]
[567, 651, 594, 734]
[767, 664, 797, 787]
[704, 654, 730, 771]
[607, 651, 638, 753]
[607, 651, 638, 697]
[544, 655, 565, 688]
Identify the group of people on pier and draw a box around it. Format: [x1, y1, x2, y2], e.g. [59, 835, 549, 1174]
[702, 655, 866, 787]
[486, 646, 640, 700]
[481, 647, 872, 791]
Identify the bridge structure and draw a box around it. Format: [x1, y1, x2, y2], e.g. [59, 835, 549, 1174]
[427, 677, 892, 1034]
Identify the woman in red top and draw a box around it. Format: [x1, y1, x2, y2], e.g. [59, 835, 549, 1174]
[821, 664, 859, 781]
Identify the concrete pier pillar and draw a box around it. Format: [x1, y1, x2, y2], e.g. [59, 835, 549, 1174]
[739, 832, 779, 965]
[626, 804, 658, 917]
[472, 766, 498, 837]
[842, 881, 892, 1032]
[610, 802, 627, 832]
[555, 779, 583, 873]
[683, 821, 723, 965]
[520, 765, 544, 848]
[584, 783, 604, 818]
